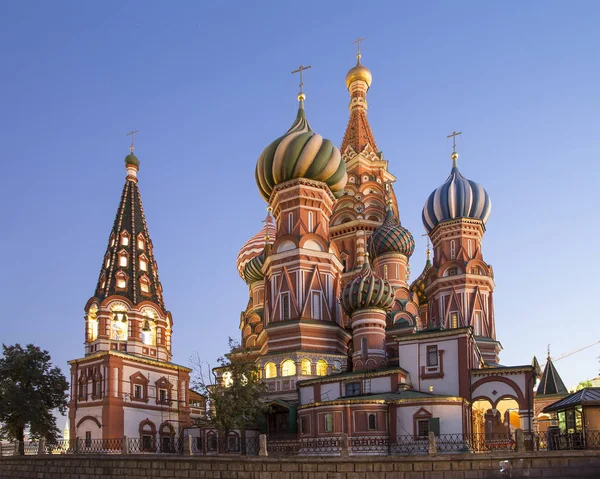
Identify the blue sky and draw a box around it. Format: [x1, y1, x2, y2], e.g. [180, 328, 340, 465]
[1, 1, 599, 408]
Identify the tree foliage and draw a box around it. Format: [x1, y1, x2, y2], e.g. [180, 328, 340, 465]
[576, 379, 593, 391]
[0, 344, 69, 453]
[191, 338, 267, 451]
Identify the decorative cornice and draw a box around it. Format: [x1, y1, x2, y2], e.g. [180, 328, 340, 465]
[471, 365, 535, 376]
[68, 350, 191, 372]
[297, 367, 408, 387]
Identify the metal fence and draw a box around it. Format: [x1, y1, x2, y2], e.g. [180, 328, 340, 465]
[2, 430, 599, 457]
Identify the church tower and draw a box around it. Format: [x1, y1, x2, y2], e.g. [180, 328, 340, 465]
[420, 138, 498, 363]
[68, 143, 191, 444]
[253, 79, 351, 405]
[330, 45, 398, 280]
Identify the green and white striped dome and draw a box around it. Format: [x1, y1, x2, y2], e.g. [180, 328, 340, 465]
[255, 100, 347, 202]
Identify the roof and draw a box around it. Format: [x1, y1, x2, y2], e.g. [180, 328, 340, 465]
[537, 357, 568, 396]
[92, 167, 166, 312]
[297, 366, 408, 387]
[68, 350, 191, 372]
[543, 388, 600, 413]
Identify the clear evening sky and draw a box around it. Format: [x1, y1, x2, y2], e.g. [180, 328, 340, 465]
[1, 1, 599, 406]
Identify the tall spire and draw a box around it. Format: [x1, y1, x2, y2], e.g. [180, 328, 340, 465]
[341, 40, 378, 155]
[93, 144, 166, 312]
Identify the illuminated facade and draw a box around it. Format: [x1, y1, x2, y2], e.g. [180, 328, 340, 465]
[68, 149, 196, 447]
[232, 50, 536, 439]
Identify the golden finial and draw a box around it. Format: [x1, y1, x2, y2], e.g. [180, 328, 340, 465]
[353, 37, 366, 62]
[262, 207, 273, 242]
[126, 130, 139, 153]
[383, 180, 394, 208]
[291, 65, 311, 101]
[447, 130, 462, 166]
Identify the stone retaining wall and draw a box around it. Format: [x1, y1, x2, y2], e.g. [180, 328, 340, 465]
[1, 451, 599, 479]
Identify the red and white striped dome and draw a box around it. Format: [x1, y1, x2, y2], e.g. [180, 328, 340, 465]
[236, 215, 276, 279]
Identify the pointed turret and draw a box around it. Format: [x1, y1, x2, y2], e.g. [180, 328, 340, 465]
[341, 52, 378, 155]
[93, 149, 165, 312]
[537, 355, 568, 396]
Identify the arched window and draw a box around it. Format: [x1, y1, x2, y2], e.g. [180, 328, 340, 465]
[361, 337, 368, 357]
[137, 234, 145, 251]
[324, 414, 333, 433]
[141, 321, 156, 346]
[288, 213, 293, 234]
[139, 254, 148, 272]
[281, 359, 296, 377]
[451, 312, 458, 329]
[140, 276, 151, 294]
[301, 359, 312, 375]
[110, 234, 116, 247]
[99, 273, 106, 289]
[104, 254, 111, 268]
[316, 360, 328, 376]
[468, 239, 473, 258]
[120, 231, 129, 246]
[308, 211, 313, 233]
[368, 413, 377, 430]
[115, 271, 128, 290]
[450, 240, 456, 259]
[118, 250, 128, 267]
[332, 360, 342, 373]
[264, 362, 277, 378]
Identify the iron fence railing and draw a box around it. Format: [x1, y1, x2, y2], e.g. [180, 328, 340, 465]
[2, 430, 600, 457]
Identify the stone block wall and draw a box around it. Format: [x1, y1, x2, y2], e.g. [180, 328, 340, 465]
[1, 451, 599, 479]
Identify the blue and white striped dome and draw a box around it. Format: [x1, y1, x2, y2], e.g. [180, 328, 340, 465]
[422, 161, 491, 233]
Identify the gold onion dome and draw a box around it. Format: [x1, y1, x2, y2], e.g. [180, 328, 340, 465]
[255, 99, 347, 202]
[340, 254, 395, 316]
[410, 255, 433, 306]
[345, 55, 372, 89]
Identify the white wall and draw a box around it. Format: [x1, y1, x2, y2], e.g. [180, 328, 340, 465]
[122, 365, 180, 404]
[74, 406, 103, 440]
[123, 405, 179, 439]
[370, 377, 391, 394]
[299, 386, 314, 405]
[395, 403, 464, 436]
[320, 382, 340, 402]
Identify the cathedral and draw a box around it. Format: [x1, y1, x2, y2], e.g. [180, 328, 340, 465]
[68, 47, 536, 446]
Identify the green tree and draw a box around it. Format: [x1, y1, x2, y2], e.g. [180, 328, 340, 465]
[576, 379, 593, 391]
[191, 338, 267, 452]
[0, 344, 69, 454]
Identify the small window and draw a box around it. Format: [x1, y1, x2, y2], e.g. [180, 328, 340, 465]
[265, 362, 277, 378]
[85, 431, 92, 447]
[142, 434, 153, 451]
[301, 359, 312, 375]
[288, 213, 293, 234]
[447, 267, 458, 276]
[475, 311, 482, 336]
[137, 236, 145, 250]
[121, 233, 129, 246]
[140, 277, 151, 293]
[451, 312, 458, 329]
[281, 359, 296, 377]
[361, 337, 368, 357]
[324, 414, 333, 433]
[159, 389, 168, 403]
[332, 360, 342, 373]
[345, 382, 360, 397]
[227, 435, 240, 452]
[308, 211, 313, 233]
[134, 384, 142, 399]
[468, 239, 473, 258]
[312, 292, 322, 320]
[316, 360, 327, 376]
[300, 416, 308, 434]
[105, 255, 111, 268]
[383, 265, 388, 279]
[427, 345, 439, 367]
[116, 273, 127, 289]
[139, 256, 148, 271]
[119, 254, 128, 267]
[368, 413, 377, 430]
[417, 419, 429, 438]
[281, 293, 290, 321]
[450, 240, 456, 259]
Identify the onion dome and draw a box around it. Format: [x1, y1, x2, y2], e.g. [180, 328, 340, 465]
[367, 206, 415, 260]
[236, 214, 275, 279]
[341, 254, 395, 316]
[345, 55, 372, 90]
[125, 152, 139, 167]
[422, 153, 491, 233]
[410, 251, 433, 306]
[255, 98, 347, 202]
[243, 250, 266, 285]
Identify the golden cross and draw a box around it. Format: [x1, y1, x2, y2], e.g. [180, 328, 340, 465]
[126, 130, 139, 153]
[261, 207, 273, 241]
[447, 130, 462, 154]
[291, 65, 311, 94]
[383, 180, 394, 206]
[353, 37, 366, 57]
[421, 233, 431, 260]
